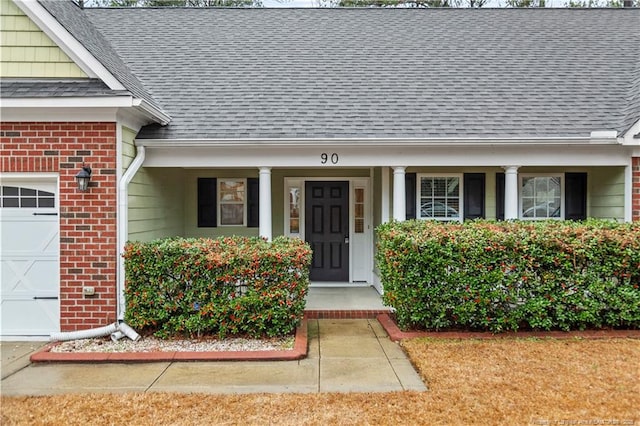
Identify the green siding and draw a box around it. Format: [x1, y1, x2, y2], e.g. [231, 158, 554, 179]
[0, 0, 87, 78]
[122, 127, 184, 241]
[588, 167, 625, 220]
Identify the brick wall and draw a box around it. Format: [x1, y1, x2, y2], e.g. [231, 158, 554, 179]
[1, 122, 117, 331]
[634, 157, 640, 222]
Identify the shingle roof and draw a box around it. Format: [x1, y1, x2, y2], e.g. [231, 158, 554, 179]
[82, 8, 639, 139]
[38, 0, 167, 116]
[1, 79, 129, 98]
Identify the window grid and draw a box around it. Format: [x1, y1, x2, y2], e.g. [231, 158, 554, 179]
[521, 176, 562, 220]
[0, 186, 55, 208]
[418, 176, 461, 220]
[354, 187, 365, 233]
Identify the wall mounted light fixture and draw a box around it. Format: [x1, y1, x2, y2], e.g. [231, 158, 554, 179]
[75, 164, 92, 192]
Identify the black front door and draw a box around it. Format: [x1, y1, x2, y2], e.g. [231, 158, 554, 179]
[305, 181, 349, 282]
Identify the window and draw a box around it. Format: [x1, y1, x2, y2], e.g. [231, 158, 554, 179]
[354, 187, 365, 233]
[198, 177, 258, 228]
[218, 179, 246, 226]
[418, 175, 461, 221]
[520, 175, 562, 220]
[1, 186, 55, 208]
[288, 187, 301, 234]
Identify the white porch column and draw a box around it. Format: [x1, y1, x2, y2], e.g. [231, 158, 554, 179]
[503, 166, 519, 220]
[259, 167, 272, 241]
[393, 166, 406, 221]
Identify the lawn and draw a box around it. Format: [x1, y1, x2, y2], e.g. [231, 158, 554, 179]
[2, 338, 638, 425]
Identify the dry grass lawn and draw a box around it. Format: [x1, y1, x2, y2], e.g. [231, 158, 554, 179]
[2, 338, 638, 425]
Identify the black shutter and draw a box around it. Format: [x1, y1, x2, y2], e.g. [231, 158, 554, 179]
[496, 172, 505, 221]
[565, 173, 587, 220]
[405, 173, 416, 220]
[197, 178, 217, 227]
[464, 173, 485, 220]
[247, 177, 259, 228]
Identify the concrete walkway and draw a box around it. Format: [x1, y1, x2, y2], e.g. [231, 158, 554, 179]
[0, 319, 426, 396]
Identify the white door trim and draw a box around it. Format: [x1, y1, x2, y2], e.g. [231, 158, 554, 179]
[284, 176, 373, 285]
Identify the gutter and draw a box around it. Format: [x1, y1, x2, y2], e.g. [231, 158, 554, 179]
[117, 146, 146, 321]
[133, 99, 171, 126]
[135, 135, 619, 148]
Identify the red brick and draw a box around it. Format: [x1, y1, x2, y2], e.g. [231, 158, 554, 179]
[633, 158, 640, 222]
[1, 122, 118, 330]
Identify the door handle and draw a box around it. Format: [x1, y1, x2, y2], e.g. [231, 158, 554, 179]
[33, 296, 58, 300]
[344, 236, 349, 244]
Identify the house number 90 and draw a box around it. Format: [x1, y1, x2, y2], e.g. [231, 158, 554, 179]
[321, 153, 339, 164]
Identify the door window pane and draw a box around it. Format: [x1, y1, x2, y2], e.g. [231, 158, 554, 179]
[354, 187, 365, 233]
[289, 187, 300, 234]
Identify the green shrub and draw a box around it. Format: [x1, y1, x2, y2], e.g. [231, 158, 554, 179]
[123, 236, 311, 338]
[376, 220, 640, 332]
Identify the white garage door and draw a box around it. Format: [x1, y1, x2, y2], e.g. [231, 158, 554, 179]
[1, 177, 60, 337]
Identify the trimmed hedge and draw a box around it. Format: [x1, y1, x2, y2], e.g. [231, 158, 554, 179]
[376, 220, 640, 332]
[123, 236, 311, 338]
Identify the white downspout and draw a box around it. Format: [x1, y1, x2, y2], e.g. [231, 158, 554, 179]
[48, 145, 146, 342]
[117, 145, 146, 321]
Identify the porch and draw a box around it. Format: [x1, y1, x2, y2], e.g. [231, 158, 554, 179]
[304, 286, 388, 319]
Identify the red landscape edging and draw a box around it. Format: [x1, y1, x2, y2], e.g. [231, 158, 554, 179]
[30, 319, 308, 363]
[377, 313, 640, 342]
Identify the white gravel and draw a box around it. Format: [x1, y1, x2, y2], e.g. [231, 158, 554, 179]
[51, 335, 295, 353]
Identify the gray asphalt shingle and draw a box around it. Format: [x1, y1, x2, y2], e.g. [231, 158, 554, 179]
[1, 79, 129, 98]
[42, 7, 640, 140]
[38, 0, 167, 117]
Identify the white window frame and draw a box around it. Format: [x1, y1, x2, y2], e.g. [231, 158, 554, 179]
[217, 178, 247, 227]
[416, 173, 464, 222]
[518, 173, 565, 220]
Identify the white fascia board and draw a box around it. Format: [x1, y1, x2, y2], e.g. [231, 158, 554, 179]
[13, 0, 126, 91]
[621, 118, 640, 146]
[136, 136, 601, 148]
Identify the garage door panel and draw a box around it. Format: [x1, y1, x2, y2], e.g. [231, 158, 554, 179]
[1, 214, 58, 252]
[1, 299, 59, 336]
[2, 258, 58, 294]
[1, 180, 59, 337]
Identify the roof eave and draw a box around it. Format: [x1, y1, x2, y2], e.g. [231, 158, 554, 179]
[621, 118, 640, 146]
[133, 99, 171, 126]
[135, 135, 621, 148]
